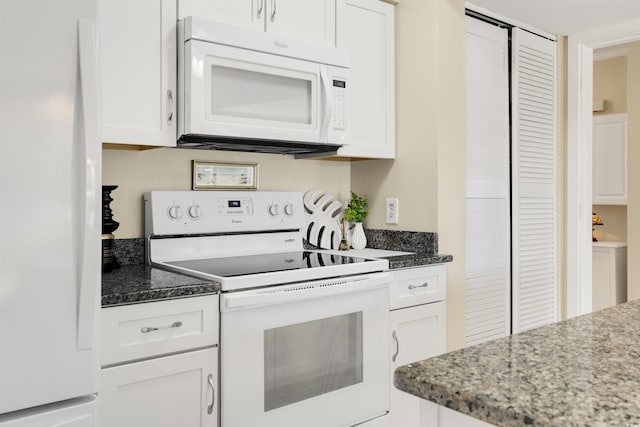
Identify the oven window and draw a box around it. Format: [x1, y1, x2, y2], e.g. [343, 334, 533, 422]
[263, 312, 363, 412]
[210, 65, 312, 124]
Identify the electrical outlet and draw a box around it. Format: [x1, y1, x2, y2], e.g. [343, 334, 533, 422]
[385, 198, 399, 224]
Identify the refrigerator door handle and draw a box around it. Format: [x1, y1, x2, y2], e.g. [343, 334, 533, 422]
[76, 18, 101, 351]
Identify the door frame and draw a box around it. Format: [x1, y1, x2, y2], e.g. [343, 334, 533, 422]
[566, 19, 640, 318]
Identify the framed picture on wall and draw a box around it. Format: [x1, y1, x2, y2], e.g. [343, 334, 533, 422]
[192, 161, 259, 190]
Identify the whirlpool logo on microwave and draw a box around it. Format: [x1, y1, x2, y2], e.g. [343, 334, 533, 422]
[273, 40, 288, 49]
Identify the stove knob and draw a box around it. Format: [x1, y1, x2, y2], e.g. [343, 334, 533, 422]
[188, 204, 202, 220]
[167, 204, 183, 220]
[268, 203, 279, 217]
[284, 203, 294, 216]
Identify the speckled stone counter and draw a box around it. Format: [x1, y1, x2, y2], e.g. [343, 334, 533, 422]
[384, 252, 453, 269]
[102, 264, 220, 307]
[394, 299, 640, 426]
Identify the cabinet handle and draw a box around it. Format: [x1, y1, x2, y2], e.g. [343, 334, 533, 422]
[167, 90, 174, 125]
[257, 0, 264, 19]
[408, 282, 430, 290]
[207, 374, 215, 414]
[392, 330, 399, 362]
[270, 0, 276, 22]
[140, 320, 182, 333]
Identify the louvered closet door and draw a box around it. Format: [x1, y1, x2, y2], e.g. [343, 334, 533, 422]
[511, 28, 558, 333]
[464, 17, 511, 346]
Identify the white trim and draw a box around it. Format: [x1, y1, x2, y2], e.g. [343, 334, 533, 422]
[594, 45, 628, 61]
[567, 20, 640, 319]
[465, 1, 557, 41]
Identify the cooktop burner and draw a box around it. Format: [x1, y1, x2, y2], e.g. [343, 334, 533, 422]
[165, 251, 373, 278]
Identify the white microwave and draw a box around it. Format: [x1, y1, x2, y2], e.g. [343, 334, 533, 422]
[178, 17, 350, 158]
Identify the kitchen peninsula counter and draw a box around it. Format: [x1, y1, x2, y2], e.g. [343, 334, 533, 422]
[394, 299, 640, 426]
[102, 264, 220, 307]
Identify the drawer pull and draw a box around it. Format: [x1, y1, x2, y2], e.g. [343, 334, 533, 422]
[207, 374, 215, 414]
[408, 282, 430, 290]
[140, 321, 183, 333]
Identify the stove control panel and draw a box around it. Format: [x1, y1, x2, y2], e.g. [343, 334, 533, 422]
[217, 198, 253, 216]
[144, 191, 304, 236]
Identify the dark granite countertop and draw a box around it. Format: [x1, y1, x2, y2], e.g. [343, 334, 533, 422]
[394, 299, 640, 426]
[385, 252, 453, 269]
[102, 264, 220, 307]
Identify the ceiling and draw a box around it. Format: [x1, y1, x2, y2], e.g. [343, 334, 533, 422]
[468, 0, 640, 36]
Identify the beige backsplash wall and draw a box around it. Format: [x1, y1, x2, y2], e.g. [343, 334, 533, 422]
[103, 148, 351, 238]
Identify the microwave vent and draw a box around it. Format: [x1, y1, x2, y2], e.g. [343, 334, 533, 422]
[177, 135, 342, 159]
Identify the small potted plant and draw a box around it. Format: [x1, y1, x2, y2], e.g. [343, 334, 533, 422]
[344, 192, 369, 249]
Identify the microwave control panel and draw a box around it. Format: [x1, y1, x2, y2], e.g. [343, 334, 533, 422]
[332, 79, 348, 130]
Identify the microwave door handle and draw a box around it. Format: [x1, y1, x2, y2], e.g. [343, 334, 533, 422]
[319, 67, 333, 141]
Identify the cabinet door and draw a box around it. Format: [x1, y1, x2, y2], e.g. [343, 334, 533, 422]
[100, 348, 218, 427]
[592, 245, 627, 311]
[592, 248, 612, 311]
[389, 302, 445, 427]
[593, 113, 627, 205]
[336, 0, 395, 159]
[178, 0, 263, 30]
[101, 0, 177, 147]
[266, 0, 335, 44]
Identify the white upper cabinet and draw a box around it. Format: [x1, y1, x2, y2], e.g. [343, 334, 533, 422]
[100, 0, 177, 147]
[335, 0, 395, 159]
[593, 113, 627, 205]
[178, 0, 336, 44]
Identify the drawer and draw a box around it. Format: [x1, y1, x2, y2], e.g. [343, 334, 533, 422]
[390, 265, 445, 310]
[101, 295, 219, 366]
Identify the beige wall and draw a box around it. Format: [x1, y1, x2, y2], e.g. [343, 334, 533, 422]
[103, 148, 351, 238]
[592, 54, 628, 245]
[627, 41, 640, 301]
[593, 56, 627, 115]
[351, 0, 466, 351]
[592, 205, 627, 242]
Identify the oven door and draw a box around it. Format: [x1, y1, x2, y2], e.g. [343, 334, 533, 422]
[220, 272, 391, 427]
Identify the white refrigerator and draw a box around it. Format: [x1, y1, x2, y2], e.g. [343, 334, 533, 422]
[0, 0, 101, 425]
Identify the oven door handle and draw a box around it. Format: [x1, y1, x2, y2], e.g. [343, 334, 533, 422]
[222, 273, 391, 311]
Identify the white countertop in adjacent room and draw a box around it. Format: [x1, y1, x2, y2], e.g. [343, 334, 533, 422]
[592, 241, 627, 248]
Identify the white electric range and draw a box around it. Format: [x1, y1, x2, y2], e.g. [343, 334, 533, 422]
[144, 191, 391, 427]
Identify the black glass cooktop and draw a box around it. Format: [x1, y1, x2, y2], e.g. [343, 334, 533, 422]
[166, 251, 371, 278]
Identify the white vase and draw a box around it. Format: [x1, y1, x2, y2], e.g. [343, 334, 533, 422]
[350, 222, 367, 250]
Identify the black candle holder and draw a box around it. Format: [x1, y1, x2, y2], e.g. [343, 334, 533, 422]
[102, 185, 120, 272]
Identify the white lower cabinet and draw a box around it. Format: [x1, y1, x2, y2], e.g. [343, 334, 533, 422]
[100, 348, 218, 427]
[389, 266, 446, 427]
[592, 242, 627, 312]
[420, 400, 495, 427]
[100, 295, 219, 427]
